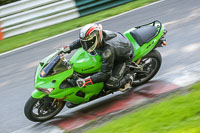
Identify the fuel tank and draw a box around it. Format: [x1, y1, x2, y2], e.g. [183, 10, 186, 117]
[69, 48, 102, 74]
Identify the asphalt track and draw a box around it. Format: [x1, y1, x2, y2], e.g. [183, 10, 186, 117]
[0, 0, 200, 132]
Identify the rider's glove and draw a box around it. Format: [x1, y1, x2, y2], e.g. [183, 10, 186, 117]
[57, 46, 71, 55]
[76, 77, 93, 88]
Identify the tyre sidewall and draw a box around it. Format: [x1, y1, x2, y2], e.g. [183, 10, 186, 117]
[24, 96, 65, 122]
[132, 49, 162, 86]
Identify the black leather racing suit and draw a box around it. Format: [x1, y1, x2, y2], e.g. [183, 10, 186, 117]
[69, 30, 134, 89]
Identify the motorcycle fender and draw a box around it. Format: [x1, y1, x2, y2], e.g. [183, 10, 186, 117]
[32, 90, 47, 99]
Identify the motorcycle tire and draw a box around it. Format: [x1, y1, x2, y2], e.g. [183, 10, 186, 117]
[131, 49, 162, 86]
[24, 96, 65, 122]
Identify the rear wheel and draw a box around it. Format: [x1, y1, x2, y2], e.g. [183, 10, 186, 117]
[131, 50, 162, 86]
[24, 96, 65, 122]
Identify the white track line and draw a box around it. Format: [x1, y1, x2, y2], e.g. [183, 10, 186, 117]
[0, 0, 165, 57]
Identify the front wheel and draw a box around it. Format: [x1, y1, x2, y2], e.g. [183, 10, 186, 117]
[24, 96, 65, 122]
[131, 50, 162, 86]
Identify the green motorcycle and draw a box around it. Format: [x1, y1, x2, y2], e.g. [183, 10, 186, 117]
[24, 20, 167, 122]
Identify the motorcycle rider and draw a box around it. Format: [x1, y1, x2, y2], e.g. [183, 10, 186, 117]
[58, 23, 134, 92]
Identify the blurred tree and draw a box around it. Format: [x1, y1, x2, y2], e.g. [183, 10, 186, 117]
[0, 0, 21, 6]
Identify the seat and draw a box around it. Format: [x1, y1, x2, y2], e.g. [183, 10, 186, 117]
[130, 26, 157, 46]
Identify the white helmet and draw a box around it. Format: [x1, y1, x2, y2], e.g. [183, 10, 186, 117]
[79, 23, 103, 53]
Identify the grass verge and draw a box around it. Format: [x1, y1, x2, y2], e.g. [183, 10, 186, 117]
[0, 0, 157, 54]
[87, 82, 200, 133]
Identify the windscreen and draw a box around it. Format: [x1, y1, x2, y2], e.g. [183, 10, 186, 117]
[40, 55, 69, 77]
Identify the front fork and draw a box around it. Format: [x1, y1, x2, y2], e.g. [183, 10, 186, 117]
[32, 90, 64, 109]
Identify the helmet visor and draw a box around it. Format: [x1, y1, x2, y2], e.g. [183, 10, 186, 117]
[80, 36, 97, 52]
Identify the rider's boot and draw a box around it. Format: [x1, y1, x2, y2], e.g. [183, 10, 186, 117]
[119, 73, 134, 92]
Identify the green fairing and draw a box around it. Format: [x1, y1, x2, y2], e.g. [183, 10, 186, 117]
[69, 48, 102, 73]
[124, 22, 165, 62]
[32, 21, 165, 104]
[32, 90, 47, 99]
[33, 49, 104, 104]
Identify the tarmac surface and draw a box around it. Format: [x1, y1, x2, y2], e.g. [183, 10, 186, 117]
[0, 0, 200, 132]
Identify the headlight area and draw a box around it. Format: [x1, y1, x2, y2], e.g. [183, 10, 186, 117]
[37, 88, 54, 95]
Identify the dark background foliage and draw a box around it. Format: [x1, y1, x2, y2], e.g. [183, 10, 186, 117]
[0, 0, 21, 6]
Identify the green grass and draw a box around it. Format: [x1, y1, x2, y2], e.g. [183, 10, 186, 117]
[87, 82, 200, 133]
[0, 0, 157, 54]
